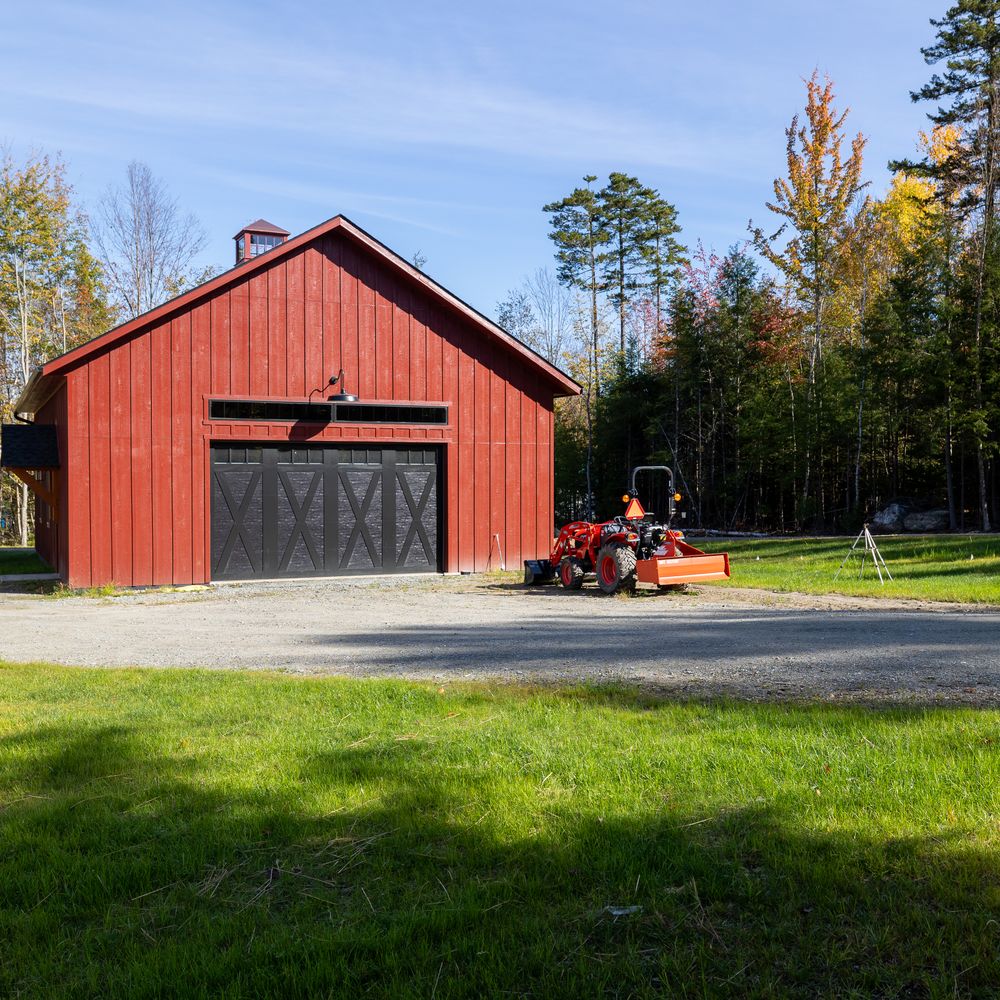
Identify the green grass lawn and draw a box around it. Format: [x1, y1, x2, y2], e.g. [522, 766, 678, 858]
[699, 535, 1000, 604]
[3, 664, 1000, 998]
[0, 546, 51, 576]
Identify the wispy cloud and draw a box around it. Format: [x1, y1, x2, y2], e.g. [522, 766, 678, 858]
[2, 2, 764, 176]
[196, 168, 467, 236]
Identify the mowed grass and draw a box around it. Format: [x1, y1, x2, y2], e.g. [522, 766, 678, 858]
[699, 535, 1000, 604]
[0, 547, 51, 576]
[3, 665, 1000, 997]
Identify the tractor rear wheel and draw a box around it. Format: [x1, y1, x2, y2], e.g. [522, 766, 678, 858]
[596, 543, 637, 595]
[559, 556, 585, 590]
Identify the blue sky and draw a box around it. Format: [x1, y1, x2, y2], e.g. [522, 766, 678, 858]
[4, 0, 943, 316]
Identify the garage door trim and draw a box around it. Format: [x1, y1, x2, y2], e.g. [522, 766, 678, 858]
[210, 443, 441, 581]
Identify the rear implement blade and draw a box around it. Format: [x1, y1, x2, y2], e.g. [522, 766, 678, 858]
[635, 552, 731, 586]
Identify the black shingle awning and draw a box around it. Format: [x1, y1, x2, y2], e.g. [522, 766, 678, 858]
[1, 424, 59, 469]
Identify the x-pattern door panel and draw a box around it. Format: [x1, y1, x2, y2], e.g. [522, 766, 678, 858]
[339, 467, 383, 571]
[276, 466, 324, 574]
[210, 445, 439, 580]
[211, 465, 264, 578]
[395, 465, 437, 569]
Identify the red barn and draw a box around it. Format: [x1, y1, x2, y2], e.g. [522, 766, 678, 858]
[4, 216, 578, 587]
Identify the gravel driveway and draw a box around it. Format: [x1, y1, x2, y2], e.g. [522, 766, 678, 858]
[2, 576, 999, 704]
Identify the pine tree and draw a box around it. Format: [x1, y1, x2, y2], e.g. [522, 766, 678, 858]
[596, 173, 656, 355]
[644, 198, 685, 336]
[543, 177, 608, 395]
[894, 0, 1000, 529]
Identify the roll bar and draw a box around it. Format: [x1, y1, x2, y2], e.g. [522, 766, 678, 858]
[629, 466, 673, 494]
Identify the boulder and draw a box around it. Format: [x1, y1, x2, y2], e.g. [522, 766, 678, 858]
[870, 502, 909, 532]
[903, 509, 951, 532]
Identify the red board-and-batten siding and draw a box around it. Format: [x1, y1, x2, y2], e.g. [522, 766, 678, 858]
[42, 223, 571, 587]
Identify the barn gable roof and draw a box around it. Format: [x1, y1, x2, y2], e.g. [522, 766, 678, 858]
[33, 215, 580, 399]
[233, 219, 290, 238]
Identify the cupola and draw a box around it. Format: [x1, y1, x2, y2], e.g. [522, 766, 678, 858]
[234, 219, 290, 264]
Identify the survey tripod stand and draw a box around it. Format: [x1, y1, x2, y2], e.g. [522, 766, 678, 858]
[834, 524, 893, 585]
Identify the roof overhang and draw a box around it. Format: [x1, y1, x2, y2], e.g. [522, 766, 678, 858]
[40, 215, 581, 398]
[11, 369, 61, 417]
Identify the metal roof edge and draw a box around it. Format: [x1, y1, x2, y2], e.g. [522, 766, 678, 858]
[333, 215, 580, 397]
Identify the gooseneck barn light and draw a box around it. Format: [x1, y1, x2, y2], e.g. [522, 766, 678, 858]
[307, 369, 358, 405]
[327, 369, 358, 403]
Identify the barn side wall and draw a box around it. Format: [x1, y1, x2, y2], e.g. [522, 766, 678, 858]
[33, 382, 67, 578]
[62, 231, 556, 587]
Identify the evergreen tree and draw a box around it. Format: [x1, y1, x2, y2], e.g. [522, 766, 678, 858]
[644, 198, 685, 335]
[595, 173, 657, 355]
[543, 177, 608, 395]
[894, 0, 1000, 529]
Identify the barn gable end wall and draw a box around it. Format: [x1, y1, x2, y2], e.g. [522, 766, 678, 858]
[52, 231, 558, 587]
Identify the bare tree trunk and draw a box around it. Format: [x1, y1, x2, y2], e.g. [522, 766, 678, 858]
[584, 384, 594, 521]
[17, 481, 29, 547]
[787, 368, 799, 528]
[969, 80, 997, 532]
[854, 379, 865, 513]
[945, 393, 957, 531]
[619, 249, 626, 354]
[960, 444, 966, 531]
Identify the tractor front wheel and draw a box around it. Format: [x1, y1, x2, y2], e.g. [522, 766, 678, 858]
[559, 556, 585, 590]
[596, 543, 637, 595]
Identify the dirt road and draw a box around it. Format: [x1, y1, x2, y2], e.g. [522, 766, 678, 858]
[2, 576, 999, 704]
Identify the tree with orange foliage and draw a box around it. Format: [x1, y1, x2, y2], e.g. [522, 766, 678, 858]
[750, 72, 868, 516]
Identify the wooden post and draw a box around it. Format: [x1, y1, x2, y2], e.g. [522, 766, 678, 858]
[6, 468, 58, 522]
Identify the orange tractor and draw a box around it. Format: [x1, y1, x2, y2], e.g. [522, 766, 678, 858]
[524, 466, 730, 595]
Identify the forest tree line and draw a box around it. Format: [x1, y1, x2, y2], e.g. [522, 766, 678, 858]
[501, 1, 1000, 532]
[4, 0, 1000, 543]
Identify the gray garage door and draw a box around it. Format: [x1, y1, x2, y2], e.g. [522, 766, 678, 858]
[210, 444, 440, 580]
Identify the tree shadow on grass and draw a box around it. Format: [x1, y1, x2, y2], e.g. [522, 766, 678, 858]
[2, 719, 1000, 998]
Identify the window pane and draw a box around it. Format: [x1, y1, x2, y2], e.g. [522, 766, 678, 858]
[332, 403, 447, 424]
[209, 399, 331, 422]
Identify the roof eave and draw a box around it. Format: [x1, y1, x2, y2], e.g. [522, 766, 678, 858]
[334, 217, 581, 397]
[11, 368, 60, 417]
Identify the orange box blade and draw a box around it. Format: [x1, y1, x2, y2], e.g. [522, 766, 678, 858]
[635, 552, 731, 585]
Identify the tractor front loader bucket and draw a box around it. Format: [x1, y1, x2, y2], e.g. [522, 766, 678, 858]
[523, 559, 557, 585]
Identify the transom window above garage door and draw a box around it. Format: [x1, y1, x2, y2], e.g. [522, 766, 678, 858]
[209, 399, 448, 424]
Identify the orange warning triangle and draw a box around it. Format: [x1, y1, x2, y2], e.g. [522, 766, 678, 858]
[624, 497, 646, 519]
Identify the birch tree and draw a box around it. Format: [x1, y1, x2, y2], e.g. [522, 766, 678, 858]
[0, 150, 109, 544]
